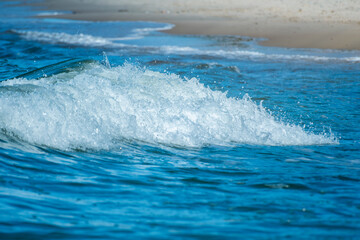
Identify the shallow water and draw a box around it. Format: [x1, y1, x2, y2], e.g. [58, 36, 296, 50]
[0, 1, 360, 239]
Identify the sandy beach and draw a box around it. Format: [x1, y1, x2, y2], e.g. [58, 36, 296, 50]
[31, 0, 360, 50]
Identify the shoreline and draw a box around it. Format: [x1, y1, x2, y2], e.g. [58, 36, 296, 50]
[30, 0, 360, 50]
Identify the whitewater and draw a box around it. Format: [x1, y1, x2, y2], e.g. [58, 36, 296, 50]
[0, 61, 336, 150]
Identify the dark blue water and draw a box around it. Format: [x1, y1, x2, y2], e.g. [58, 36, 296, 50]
[1, 1, 360, 239]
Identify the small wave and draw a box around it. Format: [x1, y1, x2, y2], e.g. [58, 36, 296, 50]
[36, 11, 67, 16]
[12, 23, 174, 48]
[13, 29, 359, 63]
[160, 46, 360, 63]
[132, 24, 174, 35]
[109, 24, 174, 41]
[13, 30, 124, 48]
[0, 61, 337, 150]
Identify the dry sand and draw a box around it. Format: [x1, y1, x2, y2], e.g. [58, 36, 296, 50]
[31, 0, 360, 50]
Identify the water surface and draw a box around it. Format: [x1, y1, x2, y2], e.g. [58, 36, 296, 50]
[0, 1, 359, 239]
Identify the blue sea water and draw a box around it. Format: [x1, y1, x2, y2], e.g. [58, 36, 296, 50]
[0, 1, 360, 239]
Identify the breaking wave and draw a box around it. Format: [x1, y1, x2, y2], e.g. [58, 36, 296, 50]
[0, 61, 337, 150]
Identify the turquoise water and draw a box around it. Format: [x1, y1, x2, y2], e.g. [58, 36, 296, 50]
[1, 1, 360, 239]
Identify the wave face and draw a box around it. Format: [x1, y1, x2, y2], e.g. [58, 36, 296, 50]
[0, 62, 336, 150]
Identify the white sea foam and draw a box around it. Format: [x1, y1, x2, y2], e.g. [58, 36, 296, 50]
[108, 24, 174, 41]
[132, 24, 174, 35]
[36, 12, 64, 16]
[160, 46, 360, 63]
[13, 30, 123, 48]
[0, 62, 337, 150]
[13, 23, 174, 48]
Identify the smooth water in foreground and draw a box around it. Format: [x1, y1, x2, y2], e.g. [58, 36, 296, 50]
[0, 1, 359, 239]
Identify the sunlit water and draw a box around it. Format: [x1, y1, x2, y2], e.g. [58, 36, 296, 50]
[0, 1, 359, 239]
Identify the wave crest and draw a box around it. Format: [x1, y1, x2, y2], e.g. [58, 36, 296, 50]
[0, 62, 337, 150]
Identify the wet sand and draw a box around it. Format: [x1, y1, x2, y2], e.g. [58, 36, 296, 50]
[31, 0, 360, 50]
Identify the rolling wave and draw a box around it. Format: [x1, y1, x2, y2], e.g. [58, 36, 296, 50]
[0, 61, 337, 150]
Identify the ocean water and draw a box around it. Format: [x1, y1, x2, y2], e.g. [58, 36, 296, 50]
[1, 1, 360, 239]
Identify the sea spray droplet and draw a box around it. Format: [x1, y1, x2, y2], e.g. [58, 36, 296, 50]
[0, 62, 337, 150]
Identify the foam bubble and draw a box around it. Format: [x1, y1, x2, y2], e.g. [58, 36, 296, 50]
[0, 62, 337, 150]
